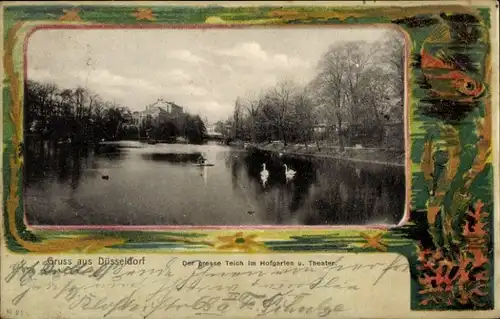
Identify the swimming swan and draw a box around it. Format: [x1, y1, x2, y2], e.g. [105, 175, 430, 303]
[261, 163, 269, 178]
[260, 163, 269, 186]
[284, 164, 296, 180]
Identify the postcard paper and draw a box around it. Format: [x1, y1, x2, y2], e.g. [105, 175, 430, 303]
[1, 1, 499, 318]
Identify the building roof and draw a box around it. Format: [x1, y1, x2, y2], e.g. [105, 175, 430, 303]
[149, 98, 183, 110]
[131, 98, 186, 118]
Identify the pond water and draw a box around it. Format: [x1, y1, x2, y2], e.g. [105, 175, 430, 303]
[25, 141, 406, 226]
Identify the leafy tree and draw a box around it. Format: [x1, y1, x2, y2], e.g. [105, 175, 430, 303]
[184, 114, 206, 144]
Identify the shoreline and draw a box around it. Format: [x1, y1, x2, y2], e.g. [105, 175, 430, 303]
[96, 139, 405, 167]
[231, 141, 405, 167]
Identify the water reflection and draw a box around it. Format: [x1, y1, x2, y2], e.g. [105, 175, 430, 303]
[141, 152, 203, 165]
[94, 144, 125, 161]
[25, 140, 405, 226]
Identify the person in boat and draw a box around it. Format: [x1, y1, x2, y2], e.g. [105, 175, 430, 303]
[197, 155, 207, 164]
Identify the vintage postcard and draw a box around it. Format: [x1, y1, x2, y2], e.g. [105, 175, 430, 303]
[1, 1, 499, 318]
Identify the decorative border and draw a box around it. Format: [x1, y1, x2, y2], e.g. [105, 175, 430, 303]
[2, 3, 495, 310]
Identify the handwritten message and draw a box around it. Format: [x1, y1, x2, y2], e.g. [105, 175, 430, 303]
[1, 253, 410, 319]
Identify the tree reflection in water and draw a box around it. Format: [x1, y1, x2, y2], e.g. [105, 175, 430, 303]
[236, 149, 404, 225]
[25, 142, 404, 226]
[25, 140, 124, 190]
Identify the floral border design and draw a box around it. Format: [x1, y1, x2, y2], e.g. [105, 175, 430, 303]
[2, 4, 495, 310]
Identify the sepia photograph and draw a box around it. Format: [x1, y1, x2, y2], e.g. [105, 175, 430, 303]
[24, 27, 406, 226]
[3, 3, 497, 318]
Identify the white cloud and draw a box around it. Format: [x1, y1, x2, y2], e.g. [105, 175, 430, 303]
[178, 84, 208, 97]
[273, 53, 309, 69]
[82, 69, 156, 92]
[28, 28, 392, 122]
[220, 42, 267, 60]
[99, 87, 127, 99]
[168, 50, 207, 64]
[28, 69, 55, 82]
[216, 42, 310, 70]
[73, 68, 204, 101]
[163, 69, 192, 83]
[221, 64, 234, 73]
[187, 99, 233, 123]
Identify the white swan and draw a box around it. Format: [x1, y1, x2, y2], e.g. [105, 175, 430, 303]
[284, 164, 296, 180]
[261, 163, 269, 178]
[260, 163, 269, 186]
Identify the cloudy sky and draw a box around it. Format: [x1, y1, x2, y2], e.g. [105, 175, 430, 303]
[27, 27, 390, 123]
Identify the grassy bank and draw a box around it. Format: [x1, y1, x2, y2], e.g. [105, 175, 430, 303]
[230, 141, 405, 167]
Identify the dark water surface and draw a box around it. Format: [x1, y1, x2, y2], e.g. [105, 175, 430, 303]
[25, 141, 405, 226]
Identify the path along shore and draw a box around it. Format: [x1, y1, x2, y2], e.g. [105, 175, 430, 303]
[229, 141, 405, 167]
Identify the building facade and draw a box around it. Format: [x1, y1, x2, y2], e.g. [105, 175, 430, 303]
[131, 98, 184, 126]
[205, 124, 223, 139]
[206, 124, 216, 134]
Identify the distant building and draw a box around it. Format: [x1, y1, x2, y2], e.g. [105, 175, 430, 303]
[132, 98, 184, 126]
[206, 125, 217, 134]
[205, 124, 223, 139]
[313, 122, 327, 133]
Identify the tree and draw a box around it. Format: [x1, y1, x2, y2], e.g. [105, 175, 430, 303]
[25, 80, 220, 147]
[378, 29, 405, 121]
[261, 80, 296, 146]
[214, 121, 226, 134]
[232, 97, 244, 140]
[24, 81, 59, 139]
[184, 114, 206, 144]
[312, 42, 350, 149]
[241, 91, 264, 143]
[103, 105, 130, 141]
[312, 39, 396, 149]
[292, 85, 316, 147]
